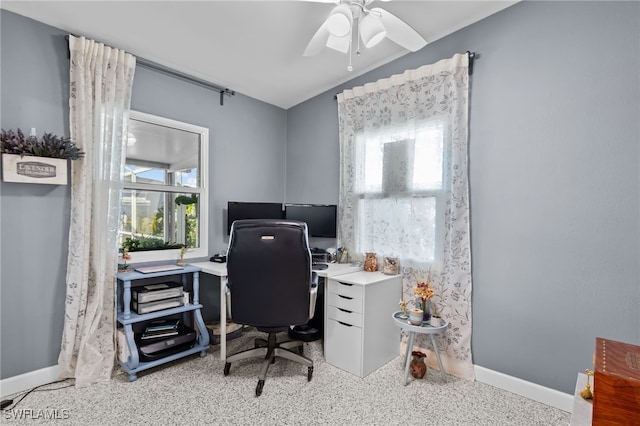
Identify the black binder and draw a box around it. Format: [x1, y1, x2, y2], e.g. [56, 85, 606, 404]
[135, 323, 196, 362]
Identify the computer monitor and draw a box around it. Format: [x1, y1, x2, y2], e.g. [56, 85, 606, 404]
[227, 201, 283, 235]
[284, 204, 337, 238]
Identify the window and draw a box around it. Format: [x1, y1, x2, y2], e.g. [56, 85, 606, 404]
[120, 111, 209, 263]
[354, 121, 445, 264]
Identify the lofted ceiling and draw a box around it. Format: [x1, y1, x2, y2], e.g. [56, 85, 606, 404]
[1, 1, 518, 109]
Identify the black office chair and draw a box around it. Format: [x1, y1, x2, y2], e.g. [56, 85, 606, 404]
[223, 219, 318, 397]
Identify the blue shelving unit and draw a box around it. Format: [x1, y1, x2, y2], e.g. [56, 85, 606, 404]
[116, 265, 209, 381]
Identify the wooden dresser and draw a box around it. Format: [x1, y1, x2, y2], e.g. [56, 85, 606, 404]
[593, 337, 640, 425]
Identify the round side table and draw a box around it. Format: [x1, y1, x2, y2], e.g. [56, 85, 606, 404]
[392, 311, 448, 385]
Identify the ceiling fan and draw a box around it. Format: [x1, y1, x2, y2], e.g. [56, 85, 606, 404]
[303, 0, 427, 65]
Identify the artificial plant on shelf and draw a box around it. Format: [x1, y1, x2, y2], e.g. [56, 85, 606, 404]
[0, 128, 84, 160]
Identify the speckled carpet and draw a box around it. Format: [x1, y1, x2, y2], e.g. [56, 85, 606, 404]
[2, 329, 570, 425]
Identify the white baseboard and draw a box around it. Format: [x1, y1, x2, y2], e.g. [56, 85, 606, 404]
[1, 363, 573, 413]
[475, 365, 573, 412]
[0, 365, 61, 398]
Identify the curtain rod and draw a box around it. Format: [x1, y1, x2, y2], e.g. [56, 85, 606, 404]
[65, 35, 235, 106]
[136, 58, 235, 106]
[333, 50, 476, 101]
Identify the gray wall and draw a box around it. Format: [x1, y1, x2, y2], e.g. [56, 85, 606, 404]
[0, 10, 287, 379]
[286, 0, 640, 394]
[0, 11, 71, 381]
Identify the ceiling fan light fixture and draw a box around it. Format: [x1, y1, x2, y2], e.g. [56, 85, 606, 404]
[359, 13, 387, 48]
[326, 33, 351, 53]
[326, 3, 353, 37]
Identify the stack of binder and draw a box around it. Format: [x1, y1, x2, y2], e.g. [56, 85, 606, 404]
[132, 282, 184, 314]
[140, 319, 180, 340]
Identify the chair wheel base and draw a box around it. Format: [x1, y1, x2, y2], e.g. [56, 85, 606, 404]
[256, 379, 264, 397]
[308, 366, 313, 381]
[223, 362, 231, 376]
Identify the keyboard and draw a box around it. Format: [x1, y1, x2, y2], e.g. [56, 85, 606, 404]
[135, 264, 185, 274]
[312, 263, 329, 271]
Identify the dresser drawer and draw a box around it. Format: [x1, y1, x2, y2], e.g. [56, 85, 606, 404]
[325, 318, 362, 377]
[328, 280, 363, 299]
[327, 305, 363, 327]
[326, 292, 363, 313]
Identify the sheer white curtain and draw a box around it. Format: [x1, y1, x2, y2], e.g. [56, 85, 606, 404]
[59, 35, 136, 386]
[337, 53, 473, 379]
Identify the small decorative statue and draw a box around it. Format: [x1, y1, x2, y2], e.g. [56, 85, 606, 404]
[580, 369, 594, 400]
[177, 246, 187, 266]
[410, 351, 427, 379]
[364, 252, 377, 272]
[399, 299, 408, 318]
[118, 246, 131, 272]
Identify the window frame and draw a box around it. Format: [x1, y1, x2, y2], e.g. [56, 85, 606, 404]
[352, 120, 447, 266]
[122, 110, 209, 264]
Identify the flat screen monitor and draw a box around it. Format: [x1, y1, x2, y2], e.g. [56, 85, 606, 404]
[284, 204, 337, 238]
[227, 201, 283, 234]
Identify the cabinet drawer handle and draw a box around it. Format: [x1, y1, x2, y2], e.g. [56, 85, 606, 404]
[337, 321, 353, 327]
[338, 308, 352, 313]
[338, 295, 353, 300]
[338, 282, 353, 287]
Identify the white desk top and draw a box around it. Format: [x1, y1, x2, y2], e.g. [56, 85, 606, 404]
[189, 261, 362, 278]
[190, 261, 227, 276]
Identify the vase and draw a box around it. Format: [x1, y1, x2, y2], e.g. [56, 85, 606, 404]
[410, 352, 427, 379]
[422, 299, 431, 322]
[364, 252, 377, 272]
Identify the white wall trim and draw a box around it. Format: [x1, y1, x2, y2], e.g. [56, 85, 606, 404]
[475, 365, 573, 412]
[0, 365, 61, 398]
[2, 363, 574, 413]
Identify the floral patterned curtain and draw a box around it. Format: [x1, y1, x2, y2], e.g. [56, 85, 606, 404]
[59, 35, 136, 386]
[337, 53, 473, 379]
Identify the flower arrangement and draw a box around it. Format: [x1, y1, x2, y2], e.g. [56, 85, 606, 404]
[414, 269, 435, 318]
[414, 281, 435, 301]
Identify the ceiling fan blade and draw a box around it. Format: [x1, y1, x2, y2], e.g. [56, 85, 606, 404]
[371, 7, 427, 52]
[304, 21, 331, 56]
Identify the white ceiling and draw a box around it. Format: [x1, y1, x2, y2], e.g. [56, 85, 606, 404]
[1, 1, 518, 109]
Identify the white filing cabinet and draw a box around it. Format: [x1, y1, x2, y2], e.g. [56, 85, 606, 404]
[324, 271, 402, 378]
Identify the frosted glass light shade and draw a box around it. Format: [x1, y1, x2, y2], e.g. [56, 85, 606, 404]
[327, 4, 353, 37]
[326, 33, 350, 53]
[360, 13, 386, 48]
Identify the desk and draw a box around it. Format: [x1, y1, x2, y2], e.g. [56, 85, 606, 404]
[392, 311, 448, 385]
[189, 261, 362, 360]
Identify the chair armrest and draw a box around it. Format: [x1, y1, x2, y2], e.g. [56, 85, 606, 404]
[309, 272, 319, 319]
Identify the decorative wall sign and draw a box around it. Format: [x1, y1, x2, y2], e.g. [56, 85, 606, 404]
[2, 153, 68, 185]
